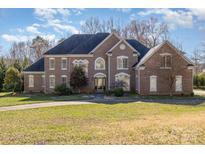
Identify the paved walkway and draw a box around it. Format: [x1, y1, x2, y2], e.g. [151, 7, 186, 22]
[0, 101, 94, 112]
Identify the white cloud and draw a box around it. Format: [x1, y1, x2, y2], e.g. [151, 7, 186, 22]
[80, 20, 85, 26]
[189, 8, 205, 21]
[32, 23, 40, 27]
[138, 9, 193, 29]
[46, 19, 78, 34]
[1, 34, 33, 42]
[34, 8, 71, 20]
[16, 28, 24, 33]
[1, 34, 56, 42]
[115, 8, 132, 13]
[56, 8, 70, 17]
[129, 13, 137, 20]
[34, 8, 57, 20]
[26, 24, 41, 34]
[199, 25, 205, 32]
[71, 8, 85, 15]
[33, 8, 79, 34]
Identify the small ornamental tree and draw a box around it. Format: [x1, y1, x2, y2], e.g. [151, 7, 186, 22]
[3, 67, 22, 92]
[70, 66, 88, 93]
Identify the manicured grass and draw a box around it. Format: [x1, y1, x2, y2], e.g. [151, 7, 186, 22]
[0, 92, 91, 107]
[0, 102, 205, 144]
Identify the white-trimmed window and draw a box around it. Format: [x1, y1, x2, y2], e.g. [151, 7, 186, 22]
[73, 59, 89, 75]
[175, 75, 182, 92]
[42, 75, 45, 87]
[49, 75, 55, 88]
[61, 75, 67, 84]
[95, 57, 105, 70]
[160, 53, 172, 69]
[117, 56, 128, 70]
[150, 75, 157, 92]
[61, 58, 67, 70]
[49, 58, 55, 70]
[115, 72, 130, 91]
[28, 75, 34, 88]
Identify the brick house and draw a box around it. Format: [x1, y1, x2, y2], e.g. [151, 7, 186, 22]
[24, 32, 194, 95]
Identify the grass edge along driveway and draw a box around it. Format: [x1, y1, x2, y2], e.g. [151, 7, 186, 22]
[0, 92, 92, 107]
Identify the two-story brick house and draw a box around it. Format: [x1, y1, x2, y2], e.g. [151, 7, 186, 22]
[24, 32, 194, 95]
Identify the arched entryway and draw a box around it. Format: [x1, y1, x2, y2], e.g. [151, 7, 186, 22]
[94, 73, 106, 92]
[115, 72, 130, 91]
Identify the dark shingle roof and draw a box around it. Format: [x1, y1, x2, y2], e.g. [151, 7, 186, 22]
[24, 58, 44, 72]
[25, 33, 151, 71]
[126, 39, 150, 59]
[44, 33, 110, 55]
[126, 39, 150, 67]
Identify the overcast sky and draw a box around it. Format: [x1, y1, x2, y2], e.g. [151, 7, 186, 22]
[0, 8, 205, 57]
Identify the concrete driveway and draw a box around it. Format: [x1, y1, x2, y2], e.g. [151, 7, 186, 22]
[1, 90, 205, 112]
[0, 101, 94, 112]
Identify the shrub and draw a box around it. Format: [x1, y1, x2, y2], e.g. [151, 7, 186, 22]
[194, 74, 199, 87]
[70, 66, 88, 93]
[105, 90, 112, 96]
[3, 67, 22, 92]
[193, 73, 205, 88]
[54, 84, 72, 95]
[113, 87, 124, 97]
[199, 73, 205, 87]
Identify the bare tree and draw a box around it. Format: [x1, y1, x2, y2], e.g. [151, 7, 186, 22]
[30, 36, 50, 60]
[81, 17, 169, 48]
[81, 17, 123, 35]
[164, 61, 186, 96]
[9, 41, 33, 63]
[124, 18, 169, 48]
[191, 49, 201, 74]
[200, 42, 205, 64]
[81, 17, 102, 34]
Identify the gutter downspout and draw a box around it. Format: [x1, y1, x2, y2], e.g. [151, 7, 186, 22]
[108, 54, 111, 90]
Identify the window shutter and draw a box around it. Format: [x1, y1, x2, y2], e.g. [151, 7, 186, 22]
[150, 76, 157, 92]
[175, 76, 182, 92]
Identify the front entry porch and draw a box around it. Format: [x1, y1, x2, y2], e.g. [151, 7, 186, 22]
[94, 73, 106, 93]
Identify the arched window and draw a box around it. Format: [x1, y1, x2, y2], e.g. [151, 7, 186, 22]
[115, 72, 130, 91]
[72, 59, 89, 75]
[95, 57, 105, 70]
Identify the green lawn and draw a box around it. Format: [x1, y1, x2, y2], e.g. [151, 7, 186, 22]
[0, 102, 205, 144]
[0, 92, 90, 107]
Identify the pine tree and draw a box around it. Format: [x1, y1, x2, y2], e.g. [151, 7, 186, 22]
[0, 57, 6, 91]
[3, 67, 22, 92]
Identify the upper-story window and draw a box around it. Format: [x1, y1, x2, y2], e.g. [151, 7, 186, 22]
[61, 58, 67, 70]
[49, 58, 55, 70]
[95, 57, 105, 70]
[117, 56, 128, 70]
[160, 53, 172, 69]
[72, 59, 89, 75]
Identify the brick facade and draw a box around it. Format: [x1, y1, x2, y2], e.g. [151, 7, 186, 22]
[24, 33, 193, 95]
[137, 43, 193, 95]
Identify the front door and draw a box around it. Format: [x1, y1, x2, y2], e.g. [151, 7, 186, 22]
[94, 77, 106, 92]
